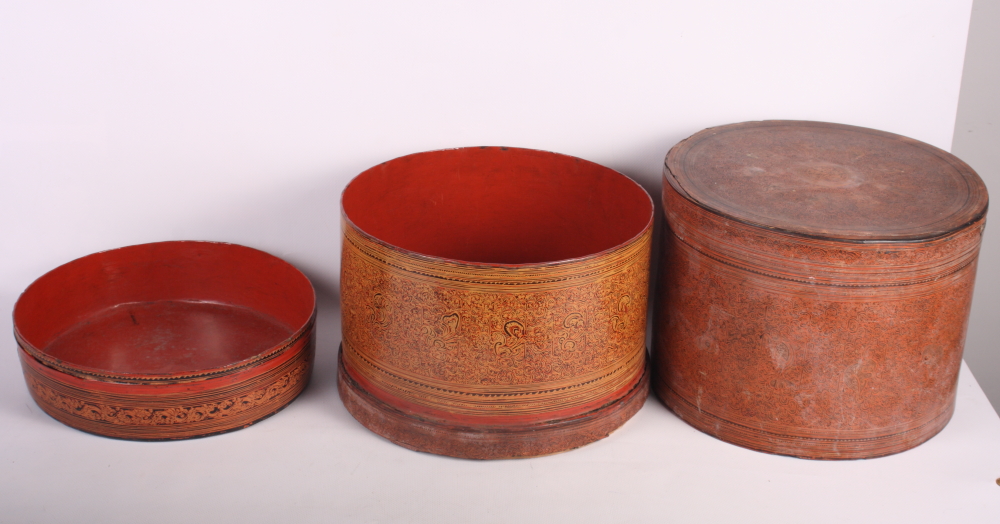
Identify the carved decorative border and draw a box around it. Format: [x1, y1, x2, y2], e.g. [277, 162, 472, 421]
[343, 215, 652, 291]
[27, 362, 308, 427]
[19, 333, 314, 439]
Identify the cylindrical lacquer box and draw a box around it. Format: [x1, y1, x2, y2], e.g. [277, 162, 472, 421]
[14, 241, 317, 440]
[339, 146, 653, 459]
[654, 121, 988, 459]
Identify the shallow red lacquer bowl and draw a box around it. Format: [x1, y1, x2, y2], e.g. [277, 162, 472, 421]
[13, 241, 316, 440]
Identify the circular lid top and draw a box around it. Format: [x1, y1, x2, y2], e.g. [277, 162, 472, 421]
[665, 121, 988, 242]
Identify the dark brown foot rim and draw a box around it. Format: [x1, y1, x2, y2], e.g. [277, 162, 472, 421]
[654, 378, 953, 460]
[338, 347, 650, 459]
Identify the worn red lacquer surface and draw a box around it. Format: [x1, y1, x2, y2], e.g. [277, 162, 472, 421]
[654, 121, 988, 459]
[14, 241, 316, 440]
[339, 147, 654, 459]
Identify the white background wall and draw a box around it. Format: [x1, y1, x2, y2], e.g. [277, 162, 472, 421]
[0, 1, 987, 408]
[0, 1, 974, 300]
[4, 2, 998, 522]
[0, 0, 987, 402]
[954, 0, 1000, 415]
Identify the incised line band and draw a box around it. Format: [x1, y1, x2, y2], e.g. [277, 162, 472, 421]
[15, 315, 315, 384]
[659, 379, 952, 442]
[343, 220, 652, 292]
[343, 339, 646, 417]
[24, 351, 310, 428]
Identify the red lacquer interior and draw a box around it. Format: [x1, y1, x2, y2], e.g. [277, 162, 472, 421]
[13, 242, 315, 375]
[342, 147, 653, 264]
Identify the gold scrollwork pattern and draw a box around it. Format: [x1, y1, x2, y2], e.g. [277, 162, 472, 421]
[559, 313, 586, 353]
[341, 219, 651, 418]
[611, 295, 631, 333]
[20, 336, 314, 439]
[27, 362, 308, 427]
[368, 293, 392, 327]
[493, 320, 526, 361]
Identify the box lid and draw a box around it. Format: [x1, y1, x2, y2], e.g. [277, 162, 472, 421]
[665, 121, 988, 243]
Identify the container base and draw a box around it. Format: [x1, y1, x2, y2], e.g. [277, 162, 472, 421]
[654, 377, 954, 460]
[338, 345, 649, 459]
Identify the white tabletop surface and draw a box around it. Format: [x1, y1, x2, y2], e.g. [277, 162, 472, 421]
[2, 298, 999, 524]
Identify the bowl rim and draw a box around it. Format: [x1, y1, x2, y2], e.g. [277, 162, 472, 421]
[13, 240, 317, 383]
[340, 146, 655, 269]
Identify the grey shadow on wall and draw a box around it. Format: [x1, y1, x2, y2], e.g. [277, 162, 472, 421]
[605, 131, 693, 418]
[168, 166, 352, 421]
[294, 270, 342, 408]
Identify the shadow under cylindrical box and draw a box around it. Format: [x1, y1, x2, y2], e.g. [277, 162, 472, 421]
[654, 121, 988, 459]
[14, 241, 317, 440]
[339, 146, 653, 459]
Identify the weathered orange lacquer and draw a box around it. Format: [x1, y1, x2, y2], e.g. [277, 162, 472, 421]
[14, 241, 316, 440]
[339, 147, 654, 459]
[654, 121, 988, 459]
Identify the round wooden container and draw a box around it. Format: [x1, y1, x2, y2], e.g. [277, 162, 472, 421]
[654, 121, 988, 459]
[14, 241, 316, 440]
[339, 146, 653, 459]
